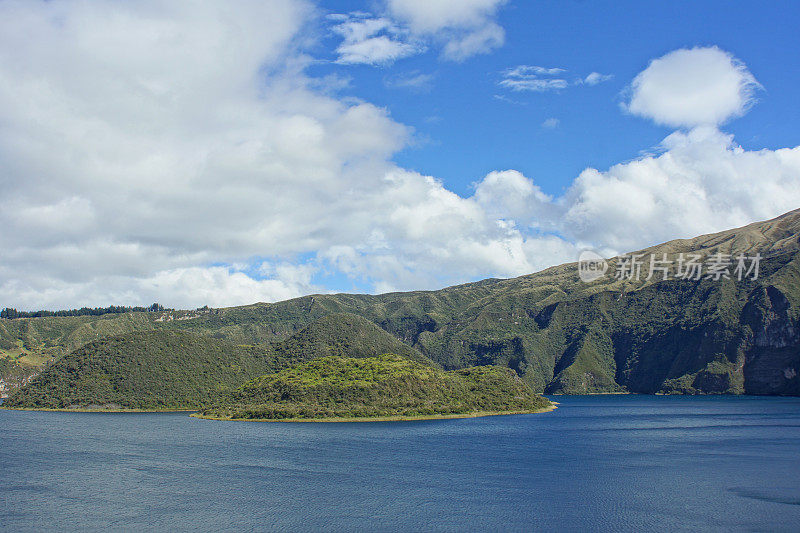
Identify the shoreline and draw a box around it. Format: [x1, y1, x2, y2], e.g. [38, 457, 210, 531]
[548, 391, 630, 395]
[0, 406, 196, 413]
[0, 404, 557, 419]
[191, 403, 557, 423]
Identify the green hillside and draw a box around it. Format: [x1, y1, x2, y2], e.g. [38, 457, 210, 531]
[0, 357, 37, 399]
[3, 331, 282, 410]
[273, 312, 433, 365]
[198, 354, 552, 420]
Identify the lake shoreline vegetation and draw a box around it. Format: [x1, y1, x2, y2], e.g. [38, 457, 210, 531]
[0, 405, 557, 420]
[191, 405, 557, 423]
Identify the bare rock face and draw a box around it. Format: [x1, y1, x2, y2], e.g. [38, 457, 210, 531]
[751, 286, 796, 348]
[739, 285, 800, 395]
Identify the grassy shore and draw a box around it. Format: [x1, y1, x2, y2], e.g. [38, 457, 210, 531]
[191, 403, 557, 423]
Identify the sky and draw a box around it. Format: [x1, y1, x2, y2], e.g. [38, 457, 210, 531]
[1, 0, 799, 310]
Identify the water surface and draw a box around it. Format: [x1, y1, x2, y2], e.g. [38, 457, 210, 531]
[2, 395, 799, 531]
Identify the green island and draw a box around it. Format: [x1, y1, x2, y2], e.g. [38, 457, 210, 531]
[196, 354, 553, 421]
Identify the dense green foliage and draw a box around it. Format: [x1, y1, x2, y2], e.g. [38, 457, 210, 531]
[200, 354, 552, 420]
[272, 313, 434, 365]
[0, 357, 35, 392]
[1, 303, 167, 319]
[3, 313, 430, 410]
[0, 356, 12, 376]
[4, 331, 283, 409]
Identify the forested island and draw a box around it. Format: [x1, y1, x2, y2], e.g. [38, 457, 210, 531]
[197, 354, 553, 421]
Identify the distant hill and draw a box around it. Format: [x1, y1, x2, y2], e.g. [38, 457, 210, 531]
[198, 354, 552, 420]
[3, 313, 432, 410]
[3, 208, 800, 397]
[273, 312, 433, 365]
[3, 331, 281, 410]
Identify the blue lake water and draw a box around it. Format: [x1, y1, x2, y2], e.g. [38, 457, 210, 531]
[2, 395, 800, 532]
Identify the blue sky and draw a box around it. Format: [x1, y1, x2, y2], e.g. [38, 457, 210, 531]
[1, 0, 800, 309]
[313, 0, 800, 197]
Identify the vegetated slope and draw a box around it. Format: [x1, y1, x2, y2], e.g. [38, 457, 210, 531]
[0, 311, 162, 361]
[184, 208, 800, 395]
[199, 354, 552, 420]
[0, 357, 37, 398]
[3, 331, 282, 410]
[3, 209, 800, 396]
[535, 253, 800, 395]
[272, 313, 433, 365]
[3, 312, 429, 409]
[0, 312, 162, 391]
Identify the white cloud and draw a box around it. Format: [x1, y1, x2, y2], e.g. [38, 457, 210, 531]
[500, 78, 569, 92]
[506, 65, 565, 77]
[500, 65, 610, 92]
[0, 0, 559, 310]
[330, 0, 509, 65]
[0, 264, 320, 311]
[336, 34, 421, 65]
[473, 170, 555, 223]
[440, 21, 505, 61]
[562, 127, 800, 251]
[623, 46, 761, 128]
[331, 15, 423, 65]
[582, 72, 613, 86]
[387, 0, 507, 33]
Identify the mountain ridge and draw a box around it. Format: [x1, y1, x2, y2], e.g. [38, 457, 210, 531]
[3, 208, 800, 397]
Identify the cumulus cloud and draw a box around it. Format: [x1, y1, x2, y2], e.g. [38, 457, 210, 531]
[562, 127, 800, 250]
[331, 15, 423, 65]
[440, 20, 505, 61]
[0, 0, 568, 310]
[473, 170, 556, 224]
[0, 264, 320, 311]
[331, 0, 508, 64]
[387, 0, 506, 33]
[623, 46, 761, 128]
